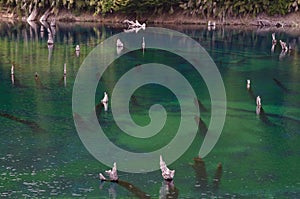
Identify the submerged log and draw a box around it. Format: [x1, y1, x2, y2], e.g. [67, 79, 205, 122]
[0, 112, 43, 132]
[118, 180, 151, 199]
[192, 156, 208, 188]
[213, 163, 222, 190]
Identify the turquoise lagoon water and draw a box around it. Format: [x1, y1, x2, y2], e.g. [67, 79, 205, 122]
[0, 22, 299, 198]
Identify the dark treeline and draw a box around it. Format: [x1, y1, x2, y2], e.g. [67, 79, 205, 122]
[0, 0, 299, 20]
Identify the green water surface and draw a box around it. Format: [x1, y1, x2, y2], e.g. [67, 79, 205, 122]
[0, 22, 299, 198]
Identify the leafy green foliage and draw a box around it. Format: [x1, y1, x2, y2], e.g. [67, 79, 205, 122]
[1, 0, 299, 17]
[179, 0, 299, 18]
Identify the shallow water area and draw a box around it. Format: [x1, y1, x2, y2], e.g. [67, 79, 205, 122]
[0, 21, 300, 198]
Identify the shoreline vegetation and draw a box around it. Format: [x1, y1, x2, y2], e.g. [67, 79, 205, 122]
[0, 1, 300, 28]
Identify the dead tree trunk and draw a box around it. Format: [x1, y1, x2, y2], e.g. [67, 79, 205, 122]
[27, 6, 39, 21]
[40, 8, 51, 22]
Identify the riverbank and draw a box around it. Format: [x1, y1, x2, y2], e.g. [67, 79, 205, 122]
[1, 8, 300, 28]
[46, 10, 300, 28]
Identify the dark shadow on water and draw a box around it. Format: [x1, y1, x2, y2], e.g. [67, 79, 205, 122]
[227, 104, 300, 127]
[118, 180, 151, 199]
[100, 179, 151, 199]
[191, 156, 222, 192]
[194, 98, 208, 113]
[35, 73, 50, 90]
[222, 57, 248, 65]
[159, 180, 179, 199]
[58, 75, 67, 87]
[256, 106, 273, 126]
[73, 112, 95, 133]
[10, 74, 26, 88]
[273, 78, 300, 95]
[130, 95, 140, 107]
[212, 163, 223, 191]
[191, 156, 208, 189]
[100, 177, 179, 199]
[246, 86, 273, 125]
[227, 106, 274, 126]
[247, 87, 256, 101]
[0, 111, 43, 133]
[194, 116, 208, 136]
[273, 78, 289, 93]
[95, 102, 104, 117]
